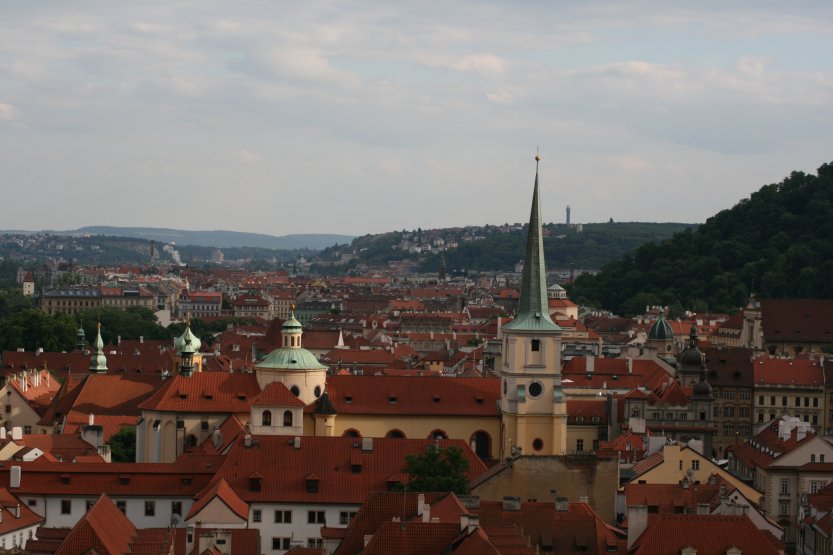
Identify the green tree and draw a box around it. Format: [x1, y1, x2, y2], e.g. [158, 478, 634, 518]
[107, 425, 136, 463]
[401, 445, 469, 494]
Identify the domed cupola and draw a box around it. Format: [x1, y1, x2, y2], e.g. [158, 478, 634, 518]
[678, 324, 706, 387]
[255, 309, 327, 404]
[175, 321, 202, 377]
[648, 314, 674, 341]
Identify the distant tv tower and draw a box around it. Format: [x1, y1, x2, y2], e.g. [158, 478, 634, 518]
[566, 205, 571, 226]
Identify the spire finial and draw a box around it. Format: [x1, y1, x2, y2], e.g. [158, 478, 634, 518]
[535, 147, 540, 162]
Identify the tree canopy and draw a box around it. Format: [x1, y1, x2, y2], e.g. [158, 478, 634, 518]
[569, 162, 833, 315]
[401, 445, 470, 494]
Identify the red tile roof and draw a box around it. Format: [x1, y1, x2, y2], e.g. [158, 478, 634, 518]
[186, 478, 248, 521]
[0, 487, 43, 536]
[317, 375, 499, 416]
[0, 455, 222, 496]
[752, 355, 824, 386]
[760, 299, 833, 343]
[250, 382, 305, 407]
[214, 436, 487, 505]
[630, 514, 780, 555]
[56, 493, 136, 555]
[138, 373, 261, 413]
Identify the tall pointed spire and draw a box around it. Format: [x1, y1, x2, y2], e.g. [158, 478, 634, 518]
[503, 152, 560, 332]
[89, 322, 108, 374]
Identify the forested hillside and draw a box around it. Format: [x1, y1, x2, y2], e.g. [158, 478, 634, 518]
[569, 162, 833, 315]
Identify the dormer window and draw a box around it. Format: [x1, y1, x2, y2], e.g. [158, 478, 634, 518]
[249, 474, 262, 492]
[306, 474, 320, 493]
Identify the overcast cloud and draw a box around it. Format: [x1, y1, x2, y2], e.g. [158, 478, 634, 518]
[1, 1, 832, 236]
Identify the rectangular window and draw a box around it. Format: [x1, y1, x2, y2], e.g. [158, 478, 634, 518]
[691, 460, 700, 470]
[779, 502, 789, 516]
[307, 510, 325, 524]
[796, 397, 801, 407]
[308, 538, 324, 548]
[811, 481, 828, 494]
[85, 499, 95, 511]
[723, 407, 734, 417]
[576, 439, 584, 452]
[770, 396, 775, 406]
[780, 479, 789, 494]
[822, 454, 826, 463]
[678, 412, 688, 420]
[116, 501, 126, 514]
[275, 510, 292, 523]
[253, 509, 262, 523]
[272, 538, 291, 550]
[811, 454, 816, 463]
[201, 420, 209, 431]
[739, 407, 750, 417]
[805, 397, 810, 407]
[814, 397, 819, 408]
[171, 501, 182, 517]
[23, 426, 31, 434]
[145, 501, 155, 517]
[723, 425, 734, 436]
[782, 396, 787, 407]
[61, 500, 71, 514]
[759, 395, 764, 405]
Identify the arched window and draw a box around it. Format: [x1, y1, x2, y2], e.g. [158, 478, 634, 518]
[185, 434, 198, 449]
[428, 430, 448, 440]
[283, 410, 293, 427]
[262, 410, 272, 426]
[531, 339, 540, 352]
[290, 385, 300, 397]
[385, 429, 405, 439]
[343, 429, 361, 437]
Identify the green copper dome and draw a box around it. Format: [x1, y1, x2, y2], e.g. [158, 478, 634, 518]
[257, 347, 327, 371]
[648, 315, 673, 341]
[175, 322, 201, 355]
[257, 311, 326, 371]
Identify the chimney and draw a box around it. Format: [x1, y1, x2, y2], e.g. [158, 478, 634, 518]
[244, 434, 252, 448]
[293, 436, 301, 449]
[364, 534, 373, 547]
[585, 355, 594, 373]
[11, 427, 22, 441]
[139, 336, 144, 344]
[460, 513, 479, 534]
[697, 503, 710, 515]
[212, 427, 222, 449]
[555, 497, 569, 512]
[0, 428, 5, 440]
[627, 505, 648, 548]
[417, 494, 425, 516]
[10, 466, 21, 489]
[88, 413, 95, 426]
[361, 437, 374, 453]
[628, 357, 633, 374]
[422, 502, 431, 523]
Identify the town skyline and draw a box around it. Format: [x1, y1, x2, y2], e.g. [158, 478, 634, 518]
[2, 2, 832, 235]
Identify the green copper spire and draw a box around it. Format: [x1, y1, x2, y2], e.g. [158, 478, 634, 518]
[503, 153, 560, 333]
[89, 322, 108, 374]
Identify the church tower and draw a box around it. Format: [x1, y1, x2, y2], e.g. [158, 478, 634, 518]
[499, 153, 566, 457]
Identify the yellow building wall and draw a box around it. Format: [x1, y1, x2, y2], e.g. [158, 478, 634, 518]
[305, 413, 500, 458]
[502, 413, 567, 457]
[634, 445, 762, 504]
[566, 425, 600, 453]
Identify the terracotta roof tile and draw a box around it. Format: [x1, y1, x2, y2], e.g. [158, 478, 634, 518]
[138, 373, 261, 413]
[630, 514, 781, 555]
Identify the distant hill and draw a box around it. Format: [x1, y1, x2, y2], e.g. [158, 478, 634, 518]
[51, 227, 354, 250]
[312, 222, 697, 274]
[569, 162, 833, 316]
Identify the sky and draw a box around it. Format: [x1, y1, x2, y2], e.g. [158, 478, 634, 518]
[1, 1, 832, 237]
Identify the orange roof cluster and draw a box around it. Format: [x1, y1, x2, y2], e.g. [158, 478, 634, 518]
[214, 436, 487, 505]
[630, 514, 781, 554]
